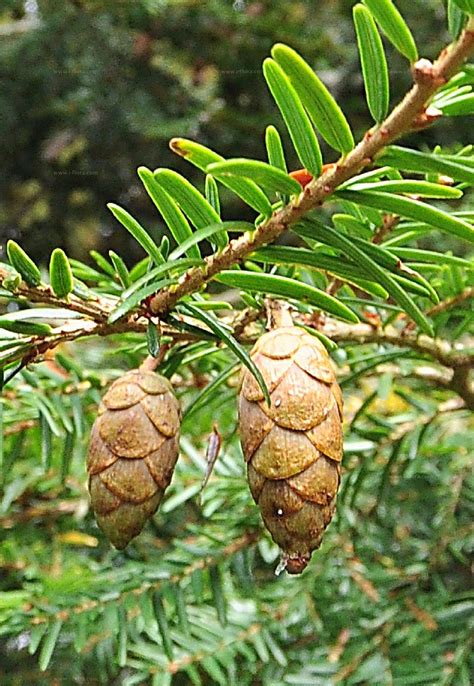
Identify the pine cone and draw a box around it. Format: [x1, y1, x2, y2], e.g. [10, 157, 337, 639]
[87, 370, 181, 549]
[238, 326, 343, 574]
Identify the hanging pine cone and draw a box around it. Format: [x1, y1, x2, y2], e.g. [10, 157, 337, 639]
[238, 326, 343, 574]
[87, 369, 180, 549]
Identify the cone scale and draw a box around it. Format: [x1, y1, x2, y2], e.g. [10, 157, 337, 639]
[87, 369, 180, 549]
[238, 326, 343, 574]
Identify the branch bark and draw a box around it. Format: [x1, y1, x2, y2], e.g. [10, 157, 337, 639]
[426, 287, 474, 317]
[148, 24, 474, 315]
[317, 320, 473, 367]
[318, 319, 474, 409]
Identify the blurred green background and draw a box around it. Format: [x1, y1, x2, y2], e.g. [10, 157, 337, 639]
[0, 0, 467, 266]
[1, 4, 473, 685]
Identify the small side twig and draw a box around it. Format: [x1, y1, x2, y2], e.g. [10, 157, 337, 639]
[372, 214, 400, 245]
[426, 287, 474, 318]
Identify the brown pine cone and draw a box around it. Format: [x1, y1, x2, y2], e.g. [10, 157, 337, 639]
[238, 326, 343, 574]
[87, 369, 180, 549]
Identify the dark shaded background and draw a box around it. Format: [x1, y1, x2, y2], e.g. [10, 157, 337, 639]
[0, 0, 466, 266]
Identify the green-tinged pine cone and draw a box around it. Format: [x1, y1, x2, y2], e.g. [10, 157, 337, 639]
[238, 326, 343, 574]
[87, 369, 181, 549]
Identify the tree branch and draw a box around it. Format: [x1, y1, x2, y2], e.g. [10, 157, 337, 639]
[426, 287, 474, 317]
[318, 319, 473, 368]
[0, 268, 116, 322]
[148, 24, 474, 315]
[450, 366, 474, 410]
[318, 318, 474, 409]
[1, 25, 472, 378]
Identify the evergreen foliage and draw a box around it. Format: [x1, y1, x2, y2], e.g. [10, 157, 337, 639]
[1, 0, 471, 260]
[0, 2, 473, 684]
